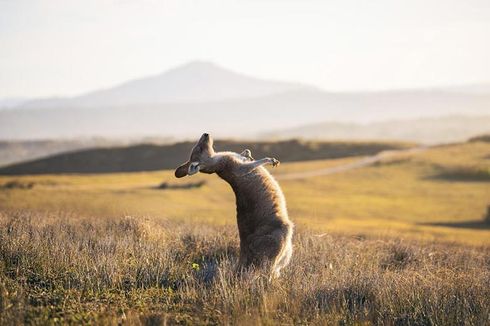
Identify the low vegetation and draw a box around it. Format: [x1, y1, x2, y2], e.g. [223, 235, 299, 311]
[469, 134, 490, 143]
[485, 206, 490, 225]
[432, 166, 490, 182]
[1, 212, 488, 325]
[0, 180, 35, 190]
[156, 181, 206, 190]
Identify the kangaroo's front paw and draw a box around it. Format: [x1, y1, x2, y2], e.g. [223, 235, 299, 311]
[271, 158, 280, 167]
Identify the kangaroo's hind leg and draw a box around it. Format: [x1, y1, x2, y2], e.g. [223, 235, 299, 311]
[246, 233, 283, 276]
[271, 239, 292, 278]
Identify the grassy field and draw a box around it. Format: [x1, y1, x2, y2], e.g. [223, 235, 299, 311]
[0, 140, 489, 324]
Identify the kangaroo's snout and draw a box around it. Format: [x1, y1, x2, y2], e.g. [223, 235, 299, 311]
[200, 133, 210, 143]
[174, 133, 214, 178]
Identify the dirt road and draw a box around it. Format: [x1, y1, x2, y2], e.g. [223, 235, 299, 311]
[275, 146, 428, 180]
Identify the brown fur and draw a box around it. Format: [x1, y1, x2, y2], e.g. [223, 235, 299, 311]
[175, 133, 293, 278]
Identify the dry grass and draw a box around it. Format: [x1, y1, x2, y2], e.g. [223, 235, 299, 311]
[0, 141, 489, 324]
[1, 211, 489, 325]
[0, 141, 489, 245]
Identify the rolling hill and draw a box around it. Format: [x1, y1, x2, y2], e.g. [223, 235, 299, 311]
[0, 138, 175, 167]
[0, 139, 410, 175]
[263, 115, 490, 144]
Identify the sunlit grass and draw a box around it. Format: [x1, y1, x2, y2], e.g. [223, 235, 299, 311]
[1, 212, 489, 324]
[0, 141, 489, 324]
[0, 141, 489, 244]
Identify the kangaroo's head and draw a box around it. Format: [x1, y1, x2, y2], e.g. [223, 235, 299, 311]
[175, 133, 217, 178]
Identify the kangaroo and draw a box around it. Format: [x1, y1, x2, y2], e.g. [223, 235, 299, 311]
[175, 133, 293, 278]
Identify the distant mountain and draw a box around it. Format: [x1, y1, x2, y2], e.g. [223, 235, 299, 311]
[0, 139, 409, 175]
[441, 83, 490, 95]
[1, 61, 489, 142]
[263, 115, 490, 144]
[19, 61, 313, 109]
[0, 97, 29, 109]
[1, 89, 489, 141]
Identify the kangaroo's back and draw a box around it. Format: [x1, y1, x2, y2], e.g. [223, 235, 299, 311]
[217, 161, 293, 278]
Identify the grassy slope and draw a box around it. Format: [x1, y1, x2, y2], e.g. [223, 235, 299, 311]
[0, 139, 410, 174]
[0, 141, 488, 245]
[0, 140, 489, 324]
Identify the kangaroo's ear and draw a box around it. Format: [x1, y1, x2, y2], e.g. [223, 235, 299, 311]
[175, 161, 190, 178]
[187, 162, 200, 176]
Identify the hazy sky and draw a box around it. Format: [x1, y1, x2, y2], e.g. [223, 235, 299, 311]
[1, 0, 489, 98]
